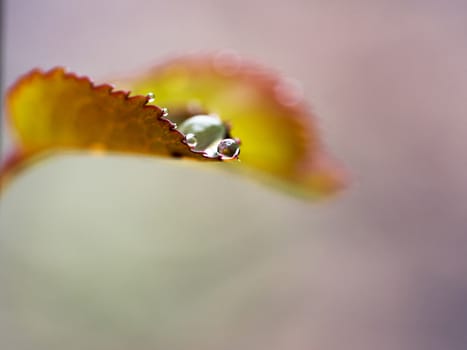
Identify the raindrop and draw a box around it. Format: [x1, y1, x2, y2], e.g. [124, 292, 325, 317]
[185, 133, 198, 147]
[146, 92, 155, 103]
[217, 138, 240, 159]
[178, 114, 227, 156]
[161, 108, 169, 117]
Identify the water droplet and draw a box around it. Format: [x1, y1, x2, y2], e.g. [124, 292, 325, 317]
[217, 138, 240, 159]
[185, 133, 197, 147]
[161, 108, 169, 117]
[178, 114, 227, 157]
[146, 92, 155, 103]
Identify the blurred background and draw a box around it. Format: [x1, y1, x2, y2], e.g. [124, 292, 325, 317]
[1, 0, 467, 349]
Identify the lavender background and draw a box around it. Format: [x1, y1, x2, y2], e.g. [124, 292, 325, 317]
[1, 0, 467, 349]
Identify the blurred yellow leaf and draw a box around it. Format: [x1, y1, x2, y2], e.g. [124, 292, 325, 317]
[122, 52, 345, 197]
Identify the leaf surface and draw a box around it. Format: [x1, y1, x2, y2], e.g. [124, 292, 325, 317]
[7, 68, 208, 159]
[2, 68, 213, 187]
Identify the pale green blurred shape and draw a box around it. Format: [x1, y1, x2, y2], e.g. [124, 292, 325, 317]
[0, 156, 312, 349]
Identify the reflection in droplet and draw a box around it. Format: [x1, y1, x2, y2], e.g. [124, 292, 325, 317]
[217, 138, 240, 159]
[146, 92, 155, 103]
[161, 108, 169, 117]
[185, 133, 197, 147]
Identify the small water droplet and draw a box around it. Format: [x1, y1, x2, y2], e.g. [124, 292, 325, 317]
[217, 138, 240, 159]
[146, 92, 155, 103]
[161, 108, 169, 117]
[185, 133, 198, 147]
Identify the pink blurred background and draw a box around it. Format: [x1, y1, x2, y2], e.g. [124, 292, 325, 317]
[1, 0, 467, 349]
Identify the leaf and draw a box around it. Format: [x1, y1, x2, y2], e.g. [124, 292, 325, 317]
[1, 68, 214, 187]
[2, 54, 345, 198]
[119, 52, 345, 197]
[7, 68, 211, 158]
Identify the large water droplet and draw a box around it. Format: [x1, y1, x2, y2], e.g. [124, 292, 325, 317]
[178, 115, 227, 157]
[217, 138, 240, 159]
[185, 133, 198, 147]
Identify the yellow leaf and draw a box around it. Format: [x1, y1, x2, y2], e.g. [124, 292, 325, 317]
[1, 68, 213, 188]
[7, 68, 208, 159]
